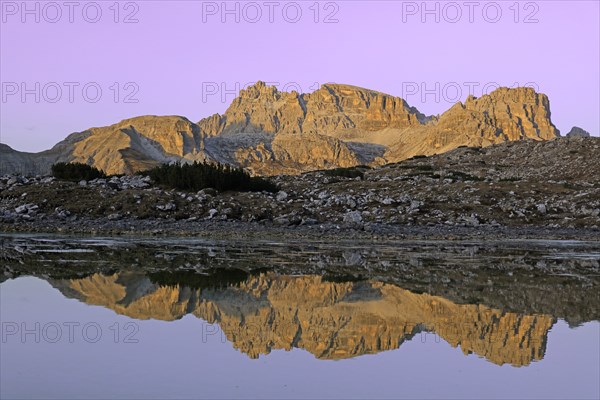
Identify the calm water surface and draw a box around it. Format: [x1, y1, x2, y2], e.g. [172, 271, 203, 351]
[1, 235, 599, 399]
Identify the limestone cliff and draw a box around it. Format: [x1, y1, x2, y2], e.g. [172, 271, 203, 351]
[1, 116, 209, 176]
[2, 83, 560, 176]
[52, 272, 555, 366]
[198, 82, 426, 137]
[384, 87, 560, 161]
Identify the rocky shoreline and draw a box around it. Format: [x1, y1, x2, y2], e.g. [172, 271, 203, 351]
[2, 218, 600, 241]
[1, 137, 599, 241]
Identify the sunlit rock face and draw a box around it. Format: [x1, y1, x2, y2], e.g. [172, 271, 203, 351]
[0, 116, 209, 176]
[198, 82, 426, 137]
[384, 87, 560, 162]
[202, 83, 559, 173]
[52, 272, 555, 366]
[3, 83, 559, 176]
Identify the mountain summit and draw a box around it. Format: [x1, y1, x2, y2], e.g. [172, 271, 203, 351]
[1, 82, 560, 176]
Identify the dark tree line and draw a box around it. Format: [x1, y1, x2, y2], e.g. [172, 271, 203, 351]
[51, 162, 106, 181]
[140, 161, 278, 192]
[50, 161, 278, 192]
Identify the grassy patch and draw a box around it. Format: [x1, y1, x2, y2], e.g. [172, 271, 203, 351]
[392, 164, 434, 171]
[323, 166, 369, 179]
[414, 165, 434, 171]
[499, 177, 522, 182]
[448, 171, 484, 181]
[562, 183, 580, 190]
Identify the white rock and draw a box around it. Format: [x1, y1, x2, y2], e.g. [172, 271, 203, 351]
[156, 202, 176, 211]
[343, 211, 363, 224]
[464, 214, 480, 227]
[274, 216, 290, 225]
[276, 191, 288, 202]
[408, 200, 423, 212]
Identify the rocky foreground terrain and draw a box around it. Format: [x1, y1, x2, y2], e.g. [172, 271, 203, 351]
[1, 137, 598, 239]
[1, 82, 560, 176]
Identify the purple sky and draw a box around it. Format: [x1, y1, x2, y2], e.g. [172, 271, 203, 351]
[1, 0, 599, 152]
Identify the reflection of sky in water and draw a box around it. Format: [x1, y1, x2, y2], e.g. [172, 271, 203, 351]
[1, 277, 598, 400]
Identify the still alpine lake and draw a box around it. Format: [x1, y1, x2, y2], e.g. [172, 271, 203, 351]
[1, 234, 599, 399]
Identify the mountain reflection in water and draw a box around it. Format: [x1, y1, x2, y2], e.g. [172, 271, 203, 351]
[3, 235, 599, 373]
[50, 271, 554, 367]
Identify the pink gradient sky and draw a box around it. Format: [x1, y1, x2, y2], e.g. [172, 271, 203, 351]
[1, 0, 599, 152]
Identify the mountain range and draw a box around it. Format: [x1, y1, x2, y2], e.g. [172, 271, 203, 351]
[1, 82, 561, 176]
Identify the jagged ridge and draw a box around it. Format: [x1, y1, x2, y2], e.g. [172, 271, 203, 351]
[1, 82, 560, 176]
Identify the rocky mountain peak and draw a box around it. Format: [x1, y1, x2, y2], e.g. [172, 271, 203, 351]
[200, 82, 428, 138]
[442, 86, 559, 140]
[566, 126, 591, 137]
[237, 80, 282, 100]
[2, 83, 565, 176]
